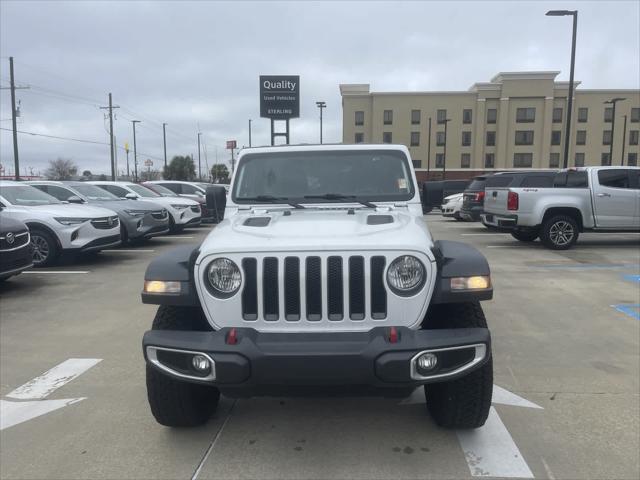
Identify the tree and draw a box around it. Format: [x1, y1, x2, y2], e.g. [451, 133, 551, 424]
[82, 170, 92, 178]
[163, 155, 196, 181]
[210, 164, 230, 183]
[45, 158, 78, 180]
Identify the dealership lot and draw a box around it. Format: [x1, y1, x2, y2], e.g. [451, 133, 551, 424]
[1, 218, 638, 480]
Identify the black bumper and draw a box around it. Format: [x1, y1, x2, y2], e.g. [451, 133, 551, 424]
[143, 326, 490, 395]
[0, 244, 34, 279]
[460, 206, 483, 221]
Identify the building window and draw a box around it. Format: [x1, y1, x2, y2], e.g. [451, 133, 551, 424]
[515, 130, 534, 145]
[487, 108, 497, 124]
[354, 133, 364, 144]
[410, 132, 420, 146]
[551, 130, 562, 145]
[603, 130, 612, 145]
[513, 153, 533, 168]
[485, 153, 495, 168]
[382, 132, 392, 143]
[516, 107, 536, 123]
[412, 160, 421, 168]
[631, 108, 640, 123]
[435, 153, 445, 168]
[549, 153, 560, 168]
[575, 153, 585, 167]
[411, 110, 420, 125]
[436, 131, 446, 146]
[437, 109, 447, 124]
[463, 109, 472, 124]
[578, 107, 588, 122]
[629, 130, 639, 145]
[461, 153, 471, 168]
[629, 153, 638, 166]
[486, 131, 496, 146]
[355, 111, 364, 126]
[552, 107, 563, 123]
[604, 107, 613, 122]
[601, 152, 611, 166]
[461, 131, 472, 146]
[576, 130, 587, 145]
[383, 110, 393, 125]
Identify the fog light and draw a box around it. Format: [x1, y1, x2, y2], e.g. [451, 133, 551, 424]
[417, 353, 438, 371]
[192, 355, 210, 372]
[144, 280, 181, 294]
[450, 275, 491, 290]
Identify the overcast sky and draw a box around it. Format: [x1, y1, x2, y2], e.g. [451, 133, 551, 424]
[1, 0, 638, 176]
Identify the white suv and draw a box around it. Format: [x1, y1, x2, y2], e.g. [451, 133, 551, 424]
[0, 181, 121, 266]
[90, 181, 201, 233]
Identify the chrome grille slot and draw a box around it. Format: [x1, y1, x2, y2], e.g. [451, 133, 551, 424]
[262, 257, 279, 321]
[0, 231, 30, 251]
[349, 256, 365, 320]
[370, 256, 387, 319]
[90, 216, 119, 230]
[284, 257, 301, 321]
[327, 256, 344, 321]
[151, 210, 168, 220]
[305, 256, 322, 321]
[241, 258, 258, 320]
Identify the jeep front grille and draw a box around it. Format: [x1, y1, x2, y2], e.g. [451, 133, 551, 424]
[240, 255, 387, 323]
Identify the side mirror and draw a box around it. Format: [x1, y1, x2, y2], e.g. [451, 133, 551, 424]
[206, 186, 227, 223]
[125, 193, 138, 200]
[67, 195, 84, 204]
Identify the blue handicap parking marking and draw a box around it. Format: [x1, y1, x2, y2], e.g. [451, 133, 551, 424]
[611, 304, 640, 321]
[622, 274, 640, 283]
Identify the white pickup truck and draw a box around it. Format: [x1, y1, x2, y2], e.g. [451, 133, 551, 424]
[482, 167, 640, 249]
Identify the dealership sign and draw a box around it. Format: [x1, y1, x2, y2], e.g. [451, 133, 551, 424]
[260, 75, 300, 119]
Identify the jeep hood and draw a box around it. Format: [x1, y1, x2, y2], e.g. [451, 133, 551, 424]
[199, 209, 435, 254]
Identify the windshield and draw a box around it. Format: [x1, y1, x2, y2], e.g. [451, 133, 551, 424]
[147, 184, 177, 196]
[233, 150, 414, 203]
[128, 184, 160, 198]
[73, 184, 119, 201]
[0, 185, 61, 206]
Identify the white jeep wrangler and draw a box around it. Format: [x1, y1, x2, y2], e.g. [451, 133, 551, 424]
[141, 144, 494, 429]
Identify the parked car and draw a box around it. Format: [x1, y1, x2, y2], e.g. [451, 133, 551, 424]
[28, 181, 170, 243]
[0, 181, 121, 266]
[482, 167, 640, 249]
[142, 182, 214, 223]
[0, 215, 33, 281]
[459, 175, 490, 221]
[89, 181, 201, 233]
[441, 193, 464, 220]
[140, 144, 494, 430]
[421, 180, 468, 214]
[149, 180, 227, 223]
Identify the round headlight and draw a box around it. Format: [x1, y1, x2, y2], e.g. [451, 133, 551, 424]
[206, 258, 241, 297]
[387, 255, 425, 295]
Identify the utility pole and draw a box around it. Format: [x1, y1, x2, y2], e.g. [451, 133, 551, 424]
[162, 123, 168, 169]
[125, 142, 130, 178]
[5, 58, 29, 180]
[132, 120, 141, 182]
[621, 114, 627, 166]
[100, 93, 119, 180]
[316, 101, 326, 144]
[248, 119, 252, 147]
[197, 132, 202, 180]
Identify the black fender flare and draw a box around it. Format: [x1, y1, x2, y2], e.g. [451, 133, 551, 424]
[430, 240, 493, 304]
[141, 245, 201, 306]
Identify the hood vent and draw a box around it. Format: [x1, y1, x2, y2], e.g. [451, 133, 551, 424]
[367, 214, 394, 225]
[243, 217, 271, 227]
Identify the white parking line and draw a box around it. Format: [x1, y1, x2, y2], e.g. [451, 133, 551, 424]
[22, 270, 90, 274]
[7, 358, 102, 400]
[159, 236, 194, 239]
[102, 249, 156, 253]
[0, 398, 85, 431]
[485, 245, 521, 249]
[460, 233, 511, 236]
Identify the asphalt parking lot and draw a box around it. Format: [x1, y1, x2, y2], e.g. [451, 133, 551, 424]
[1, 217, 639, 480]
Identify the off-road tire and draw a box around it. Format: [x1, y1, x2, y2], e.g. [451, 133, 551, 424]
[146, 305, 220, 427]
[540, 214, 579, 250]
[423, 302, 493, 429]
[30, 228, 59, 267]
[511, 229, 539, 242]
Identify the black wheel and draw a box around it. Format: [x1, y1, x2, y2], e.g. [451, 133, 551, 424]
[540, 215, 579, 250]
[423, 302, 493, 429]
[168, 215, 184, 234]
[511, 229, 539, 242]
[146, 305, 220, 427]
[30, 229, 59, 267]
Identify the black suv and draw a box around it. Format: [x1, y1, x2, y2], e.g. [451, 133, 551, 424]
[459, 175, 490, 221]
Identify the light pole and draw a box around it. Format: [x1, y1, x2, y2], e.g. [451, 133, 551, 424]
[442, 118, 451, 180]
[162, 123, 168, 169]
[131, 120, 141, 182]
[546, 9, 578, 168]
[197, 132, 202, 180]
[248, 119, 252, 147]
[604, 98, 626, 165]
[316, 101, 326, 144]
[621, 114, 627, 166]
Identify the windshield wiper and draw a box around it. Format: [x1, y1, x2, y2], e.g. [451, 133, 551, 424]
[303, 194, 377, 209]
[241, 195, 305, 209]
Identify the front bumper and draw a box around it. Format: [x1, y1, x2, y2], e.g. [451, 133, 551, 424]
[143, 326, 490, 394]
[0, 243, 34, 279]
[125, 212, 170, 240]
[481, 213, 518, 229]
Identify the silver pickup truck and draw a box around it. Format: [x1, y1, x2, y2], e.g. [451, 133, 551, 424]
[482, 167, 640, 249]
